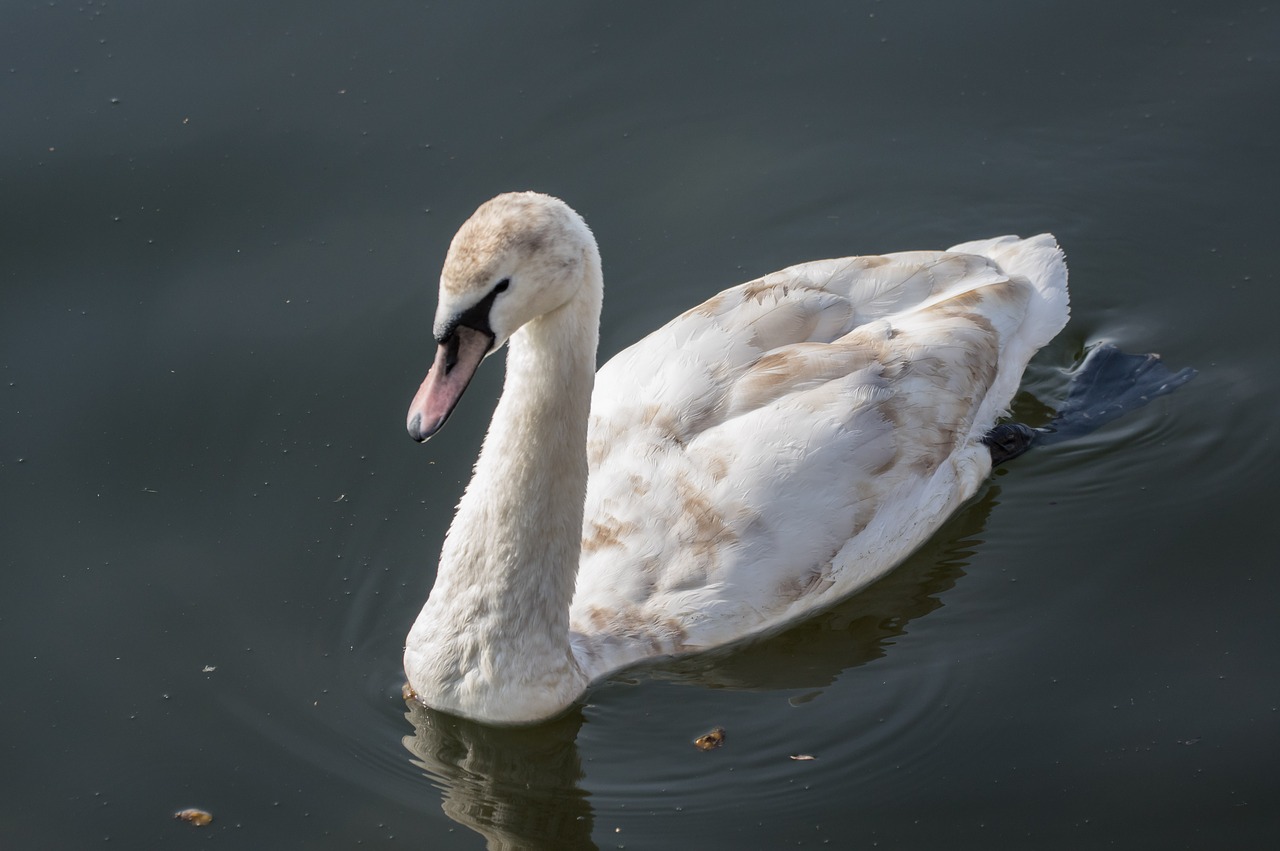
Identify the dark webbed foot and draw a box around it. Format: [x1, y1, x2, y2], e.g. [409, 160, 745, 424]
[983, 343, 1196, 466]
[1037, 344, 1197, 445]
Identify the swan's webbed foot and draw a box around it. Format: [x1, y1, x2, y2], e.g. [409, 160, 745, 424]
[983, 422, 1039, 466]
[1036, 344, 1197, 445]
[984, 343, 1196, 467]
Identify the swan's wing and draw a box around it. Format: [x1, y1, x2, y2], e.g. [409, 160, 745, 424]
[571, 239, 1067, 676]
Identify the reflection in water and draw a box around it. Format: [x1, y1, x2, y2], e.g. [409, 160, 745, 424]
[401, 487, 999, 850]
[402, 704, 595, 851]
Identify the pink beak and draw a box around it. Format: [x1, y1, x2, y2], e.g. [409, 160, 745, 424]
[406, 325, 493, 442]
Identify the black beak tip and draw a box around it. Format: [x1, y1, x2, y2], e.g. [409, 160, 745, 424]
[407, 413, 427, 443]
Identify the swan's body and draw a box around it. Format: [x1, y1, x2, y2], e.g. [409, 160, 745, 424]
[404, 192, 1069, 724]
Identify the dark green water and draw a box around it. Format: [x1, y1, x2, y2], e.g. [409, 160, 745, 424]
[3, 1, 1277, 848]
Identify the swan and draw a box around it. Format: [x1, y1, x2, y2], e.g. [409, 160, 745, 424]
[402, 191, 1071, 725]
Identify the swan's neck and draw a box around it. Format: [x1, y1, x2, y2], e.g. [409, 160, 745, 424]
[406, 264, 602, 724]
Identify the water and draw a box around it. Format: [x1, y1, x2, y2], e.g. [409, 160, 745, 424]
[3, 1, 1277, 847]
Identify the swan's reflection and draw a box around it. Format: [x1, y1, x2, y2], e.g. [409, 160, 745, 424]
[402, 485, 999, 850]
[402, 703, 595, 850]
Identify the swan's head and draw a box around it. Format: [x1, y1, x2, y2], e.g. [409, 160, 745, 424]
[406, 192, 597, 442]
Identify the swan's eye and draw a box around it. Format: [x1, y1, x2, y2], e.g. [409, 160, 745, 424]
[493, 279, 510, 294]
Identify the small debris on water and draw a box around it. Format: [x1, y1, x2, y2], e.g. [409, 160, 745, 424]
[693, 727, 725, 751]
[174, 808, 213, 826]
[789, 754, 817, 761]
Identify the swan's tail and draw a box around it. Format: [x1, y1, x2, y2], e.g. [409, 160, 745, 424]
[948, 233, 1071, 444]
[949, 232, 1071, 353]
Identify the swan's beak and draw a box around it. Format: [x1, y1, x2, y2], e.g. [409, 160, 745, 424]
[406, 325, 493, 442]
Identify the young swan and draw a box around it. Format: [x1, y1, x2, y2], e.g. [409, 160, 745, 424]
[404, 191, 1070, 725]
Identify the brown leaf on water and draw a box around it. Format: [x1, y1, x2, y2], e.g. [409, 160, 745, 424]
[174, 808, 213, 826]
[693, 727, 725, 751]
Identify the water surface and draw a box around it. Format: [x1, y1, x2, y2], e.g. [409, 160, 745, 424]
[3, 1, 1278, 848]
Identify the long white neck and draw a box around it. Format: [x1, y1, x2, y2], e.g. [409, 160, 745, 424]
[405, 255, 602, 724]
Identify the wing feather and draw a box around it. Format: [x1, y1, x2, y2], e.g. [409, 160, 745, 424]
[572, 239, 1068, 676]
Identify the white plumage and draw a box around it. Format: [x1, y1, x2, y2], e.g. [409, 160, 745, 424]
[403, 192, 1068, 724]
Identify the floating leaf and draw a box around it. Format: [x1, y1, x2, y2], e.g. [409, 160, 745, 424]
[693, 727, 725, 751]
[174, 808, 213, 826]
